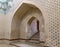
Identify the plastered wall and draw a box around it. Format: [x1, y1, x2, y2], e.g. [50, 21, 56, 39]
[22, 0, 59, 47]
[36, 0, 59, 47]
[0, 0, 59, 47]
[0, 14, 5, 39]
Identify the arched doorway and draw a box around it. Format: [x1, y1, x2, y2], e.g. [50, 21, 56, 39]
[27, 17, 40, 43]
[11, 3, 45, 43]
[27, 17, 40, 40]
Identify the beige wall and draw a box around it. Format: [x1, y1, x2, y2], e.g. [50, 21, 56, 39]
[2, 0, 46, 39]
[0, 14, 5, 39]
[0, 0, 59, 47]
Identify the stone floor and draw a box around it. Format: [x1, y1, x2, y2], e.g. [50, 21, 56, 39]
[0, 44, 15, 47]
[0, 43, 41, 47]
[10, 40, 44, 47]
[0, 33, 43, 47]
[0, 40, 44, 47]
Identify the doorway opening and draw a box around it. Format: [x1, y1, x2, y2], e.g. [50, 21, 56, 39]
[27, 17, 40, 43]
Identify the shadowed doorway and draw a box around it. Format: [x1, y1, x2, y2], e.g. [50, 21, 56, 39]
[27, 17, 40, 43]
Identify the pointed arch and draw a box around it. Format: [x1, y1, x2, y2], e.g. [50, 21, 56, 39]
[11, 3, 46, 42]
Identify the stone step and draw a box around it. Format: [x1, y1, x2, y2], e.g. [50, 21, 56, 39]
[10, 42, 42, 47]
[27, 40, 40, 44]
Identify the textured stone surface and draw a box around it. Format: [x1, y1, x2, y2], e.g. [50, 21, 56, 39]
[38, 0, 59, 47]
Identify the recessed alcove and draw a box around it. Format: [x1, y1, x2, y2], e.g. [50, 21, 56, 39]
[11, 3, 45, 42]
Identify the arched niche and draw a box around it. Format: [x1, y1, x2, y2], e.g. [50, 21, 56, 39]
[11, 3, 45, 42]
